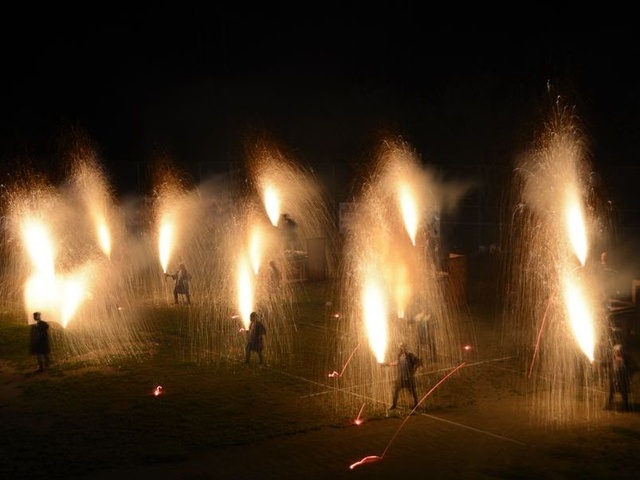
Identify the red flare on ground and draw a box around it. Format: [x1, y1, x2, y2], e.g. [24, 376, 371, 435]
[352, 402, 366, 425]
[153, 385, 163, 396]
[349, 455, 382, 470]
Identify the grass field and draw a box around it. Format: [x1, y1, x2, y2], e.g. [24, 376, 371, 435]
[4, 255, 640, 479]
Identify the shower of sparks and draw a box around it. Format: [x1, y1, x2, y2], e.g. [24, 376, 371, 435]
[336, 136, 471, 419]
[504, 101, 610, 424]
[4, 134, 328, 367]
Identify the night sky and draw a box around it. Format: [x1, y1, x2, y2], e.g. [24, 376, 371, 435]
[2, 10, 639, 207]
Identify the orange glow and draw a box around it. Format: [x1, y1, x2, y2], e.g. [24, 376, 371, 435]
[236, 255, 254, 330]
[21, 217, 56, 277]
[158, 215, 174, 273]
[564, 187, 588, 266]
[153, 385, 163, 396]
[393, 263, 411, 320]
[362, 278, 388, 363]
[263, 184, 280, 226]
[249, 226, 263, 275]
[95, 218, 111, 258]
[59, 274, 89, 327]
[562, 276, 595, 362]
[398, 182, 419, 246]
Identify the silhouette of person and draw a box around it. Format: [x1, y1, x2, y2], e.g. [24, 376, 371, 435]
[245, 311, 267, 365]
[29, 311, 50, 372]
[381, 343, 422, 410]
[605, 343, 634, 411]
[166, 262, 191, 305]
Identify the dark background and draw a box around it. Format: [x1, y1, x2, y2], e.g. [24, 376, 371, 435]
[1, 10, 638, 254]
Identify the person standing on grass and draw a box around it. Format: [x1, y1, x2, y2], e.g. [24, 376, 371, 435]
[166, 262, 191, 305]
[245, 311, 267, 365]
[604, 343, 635, 411]
[380, 343, 422, 410]
[29, 311, 50, 373]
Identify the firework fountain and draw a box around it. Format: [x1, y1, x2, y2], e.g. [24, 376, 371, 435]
[502, 103, 612, 424]
[0, 131, 338, 368]
[330, 137, 472, 415]
[1, 140, 147, 364]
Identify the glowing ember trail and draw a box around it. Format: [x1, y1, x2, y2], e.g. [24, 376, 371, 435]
[350, 363, 466, 470]
[362, 278, 388, 363]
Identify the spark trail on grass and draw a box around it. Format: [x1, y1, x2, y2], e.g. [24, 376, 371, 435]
[328, 342, 360, 378]
[349, 362, 466, 470]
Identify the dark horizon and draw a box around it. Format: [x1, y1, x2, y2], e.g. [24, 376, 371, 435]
[2, 19, 639, 254]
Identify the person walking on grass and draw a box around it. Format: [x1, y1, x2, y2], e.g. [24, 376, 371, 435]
[380, 343, 422, 410]
[245, 311, 267, 365]
[29, 311, 50, 373]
